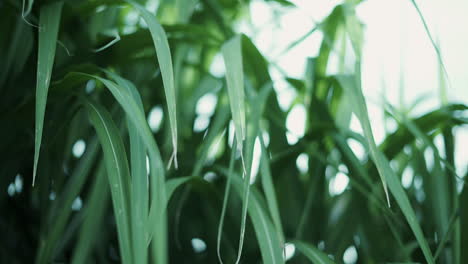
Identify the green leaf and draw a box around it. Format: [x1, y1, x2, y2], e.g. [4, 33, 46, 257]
[105, 71, 149, 264]
[33, 1, 64, 185]
[409, 0, 451, 90]
[220, 35, 249, 264]
[165, 176, 193, 202]
[76, 72, 168, 264]
[386, 104, 450, 250]
[23, 0, 34, 16]
[259, 136, 285, 246]
[217, 140, 238, 264]
[335, 74, 389, 203]
[127, 0, 178, 168]
[191, 100, 230, 177]
[222, 35, 246, 153]
[336, 73, 435, 264]
[84, 99, 133, 264]
[224, 169, 285, 264]
[71, 163, 110, 264]
[35, 137, 99, 263]
[293, 240, 335, 264]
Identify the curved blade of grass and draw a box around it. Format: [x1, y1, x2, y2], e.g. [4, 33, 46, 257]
[409, 0, 451, 90]
[343, 4, 363, 59]
[75, 72, 167, 264]
[434, 209, 459, 261]
[84, 99, 132, 264]
[191, 102, 230, 176]
[23, 0, 34, 16]
[217, 83, 273, 264]
[336, 75, 389, 203]
[336, 73, 435, 264]
[234, 83, 272, 264]
[253, 83, 284, 246]
[127, 0, 178, 168]
[166, 176, 193, 203]
[33, 1, 64, 186]
[71, 163, 110, 264]
[223, 169, 285, 264]
[378, 104, 467, 161]
[105, 71, 148, 264]
[222, 35, 245, 153]
[293, 240, 335, 264]
[217, 139, 238, 264]
[221, 35, 249, 264]
[386, 103, 450, 246]
[259, 136, 285, 246]
[35, 137, 99, 263]
[21, 0, 36, 26]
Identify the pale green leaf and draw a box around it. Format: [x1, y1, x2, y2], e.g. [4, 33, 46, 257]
[222, 35, 246, 152]
[336, 73, 435, 264]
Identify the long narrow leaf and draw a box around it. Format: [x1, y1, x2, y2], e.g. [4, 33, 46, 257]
[336, 73, 435, 264]
[33, 1, 64, 185]
[409, 0, 451, 90]
[71, 163, 110, 264]
[229, 172, 284, 264]
[217, 140, 238, 264]
[106, 71, 149, 264]
[222, 35, 246, 153]
[293, 240, 335, 264]
[259, 136, 285, 246]
[76, 73, 168, 264]
[84, 99, 132, 264]
[127, 0, 178, 168]
[35, 137, 99, 263]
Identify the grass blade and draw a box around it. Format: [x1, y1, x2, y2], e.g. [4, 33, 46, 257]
[434, 209, 459, 261]
[336, 73, 435, 264]
[191, 102, 230, 176]
[219, 168, 284, 264]
[386, 103, 450, 251]
[409, 0, 451, 90]
[293, 240, 335, 264]
[106, 71, 149, 264]
[222, 35, 246, 153]
[127, 0, 178, 168]
[76, 72, 168, 264]
[35, 137, 99, 263]
[33, 1, 63, 185]
[84, 99, 132, 264]
[259, 136, 285, 246]
[217, 140, 238, 264]
[335, 74, 390, 205]
[71, 163, 110, 264]
[221, 34, 249, 264]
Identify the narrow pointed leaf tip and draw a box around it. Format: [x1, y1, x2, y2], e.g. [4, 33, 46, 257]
[33, 1, 64, 186]
[336, 73, 435, 264]
[127, 0, 178, 169]
[335, 74, 390, 206]
[222, 35, 246, 153]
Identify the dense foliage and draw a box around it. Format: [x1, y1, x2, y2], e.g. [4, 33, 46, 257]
[1, 0, 467, 263]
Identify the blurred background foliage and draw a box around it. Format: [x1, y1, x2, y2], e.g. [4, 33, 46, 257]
[0, 0, 467, 263]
